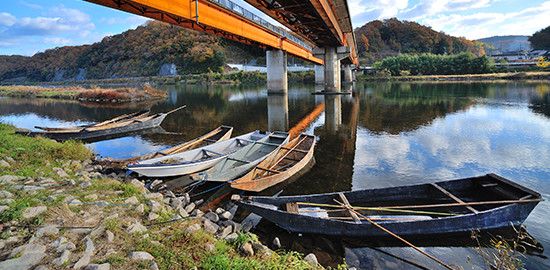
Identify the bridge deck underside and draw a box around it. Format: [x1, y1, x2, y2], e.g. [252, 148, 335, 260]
[84, 0, 323, 64]
[245, 0, 357, 65]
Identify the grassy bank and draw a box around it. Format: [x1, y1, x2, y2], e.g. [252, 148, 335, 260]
[0, 85, 167, 103]
[0, 70, 316, 87]
[358, 71, 550, 82]
[0, 123, 330, 269]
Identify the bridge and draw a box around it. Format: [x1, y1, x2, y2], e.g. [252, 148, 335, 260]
[84, 0, 357, 92]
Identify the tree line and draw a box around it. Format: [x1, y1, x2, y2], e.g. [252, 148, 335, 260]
[373, 53, 494, 76]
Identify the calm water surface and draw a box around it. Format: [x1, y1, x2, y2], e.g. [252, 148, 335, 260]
[1, 81, 549, 269]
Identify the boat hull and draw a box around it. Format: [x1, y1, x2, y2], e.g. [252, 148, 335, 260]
[230, 133, 315, 192]
[17, 114, 166, 142]
[127, 130, 270, 177]
[101, 126, 233, 168]
[199, 131, 291, 182]
[236, 174, 542, 237]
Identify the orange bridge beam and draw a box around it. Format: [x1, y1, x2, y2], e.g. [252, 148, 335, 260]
[84, 0, 323, 65]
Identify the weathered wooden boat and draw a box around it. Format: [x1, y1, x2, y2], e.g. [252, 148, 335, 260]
[127, 130, 271, 177]
[15, 106, 185, 142]
[190, 131, 290, 183]
[100, 126, 233, 168]
[230, 133, 316, 192]
[233, 174, 543, 237]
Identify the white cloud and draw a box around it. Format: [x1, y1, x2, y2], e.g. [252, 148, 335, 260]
[0, 12, 16, 27]
[0, 4, 98, 54]
[422, 2, 550, 39]
[19, 1, 43, 10]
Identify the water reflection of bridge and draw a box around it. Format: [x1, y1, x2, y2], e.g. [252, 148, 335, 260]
[266, 84, 360, 195]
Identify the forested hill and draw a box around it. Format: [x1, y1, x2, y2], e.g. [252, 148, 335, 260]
[355, 18, 488, 64]
[0, 21, 264, 83]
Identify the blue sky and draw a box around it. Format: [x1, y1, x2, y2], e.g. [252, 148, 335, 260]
[0, 0, 549, 56]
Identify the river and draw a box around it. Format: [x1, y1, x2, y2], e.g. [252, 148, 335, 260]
[1, 81, 549, 269]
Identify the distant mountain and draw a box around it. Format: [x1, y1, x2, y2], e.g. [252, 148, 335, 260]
[476, 36, 531, 54]
[355, 18, 487, 64]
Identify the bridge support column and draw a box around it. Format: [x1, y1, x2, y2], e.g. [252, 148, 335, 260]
[267, 50, 287, 93]
[343, 64, 353, 84]
[315, 65, 324, 85]
[313, 46, 351, 92]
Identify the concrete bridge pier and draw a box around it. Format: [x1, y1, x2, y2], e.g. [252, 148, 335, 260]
[313, 46, 351, 92]
[267, 50, 288, 93]
[315, 65, 324, 85]
[343, 64, 355, 84]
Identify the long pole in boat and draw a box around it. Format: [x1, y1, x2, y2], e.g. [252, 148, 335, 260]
[333, 199, 456, 270]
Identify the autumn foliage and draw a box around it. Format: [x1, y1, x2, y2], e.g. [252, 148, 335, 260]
[0, 21, 227, 82]
[356, 18, 489, 64]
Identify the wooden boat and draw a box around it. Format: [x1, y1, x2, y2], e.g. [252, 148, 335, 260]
[190, 131, 290, 183]
[127, 130, 271, 177]
[230, 133, 316, 192]
[16, 106, 185, 142]
[233, 174, 543, 237]
[100, 126, 233, 168]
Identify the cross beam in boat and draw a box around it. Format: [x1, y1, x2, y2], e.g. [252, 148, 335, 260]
[338, 193, 362, 224]
[430, 183, 478, 213]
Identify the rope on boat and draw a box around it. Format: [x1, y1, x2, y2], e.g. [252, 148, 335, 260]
[190, 183, 226, 198]
[184, 172, 208, 194]
[296, 202, 458, 216]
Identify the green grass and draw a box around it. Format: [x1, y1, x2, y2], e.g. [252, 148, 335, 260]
[117, 224, 324, 270]
[0, 123, 92, 178]
[91, 178, 142, 198]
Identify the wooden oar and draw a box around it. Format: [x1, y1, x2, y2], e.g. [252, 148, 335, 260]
[296, 202, 457, 216]
[324, 216, 427, 221]
[163, 105, 186, 115]
[371, 198, 544, 210]
[333, 199, 456, 270]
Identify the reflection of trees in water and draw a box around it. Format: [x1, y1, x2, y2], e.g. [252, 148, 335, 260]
[530, 84, 550, 119]
[357, 82, 484, 134]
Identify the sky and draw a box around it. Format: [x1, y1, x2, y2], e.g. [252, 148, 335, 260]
[0, 0, 549, 56]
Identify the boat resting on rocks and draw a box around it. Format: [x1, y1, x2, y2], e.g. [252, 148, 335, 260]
[230, 133, 316, 192]
[127, 130, 271, 177]
[190, 131, 290, 183]
[101, 126, 233, 168]
[15, 105, 185, 142]
[233, 174, 543, 237]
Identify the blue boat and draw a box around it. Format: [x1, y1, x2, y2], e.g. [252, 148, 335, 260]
[233, 174, 543, 237]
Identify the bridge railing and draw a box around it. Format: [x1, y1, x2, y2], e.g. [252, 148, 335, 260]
[211, 0, 312, 51]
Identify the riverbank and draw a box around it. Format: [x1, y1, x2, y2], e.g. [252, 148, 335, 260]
[0, 85, 167, 103]
[0, 70, 316, 87]
[357, 71, 550, 82]
[0, 123, 328, 269]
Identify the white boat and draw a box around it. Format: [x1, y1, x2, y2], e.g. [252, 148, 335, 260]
[127, 130, 271, 177]
[190, 131, 290, 182]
